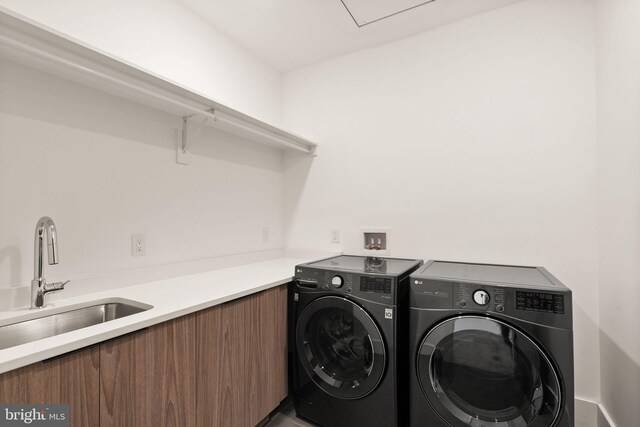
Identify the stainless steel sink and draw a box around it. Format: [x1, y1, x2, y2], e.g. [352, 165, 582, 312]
[0, 299, 152, 350]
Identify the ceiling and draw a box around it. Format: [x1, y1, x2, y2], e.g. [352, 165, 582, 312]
[178, 0, 524, 72]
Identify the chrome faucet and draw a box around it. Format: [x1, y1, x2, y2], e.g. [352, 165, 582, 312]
[31, 217, 69, 309]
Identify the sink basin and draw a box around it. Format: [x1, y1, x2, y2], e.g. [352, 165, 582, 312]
[0, 299, 152, 350]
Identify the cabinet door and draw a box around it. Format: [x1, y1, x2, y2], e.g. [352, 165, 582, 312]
[99, 315, 196, 427]
[196, 285, 287, 427]
[246, 285, 287, 426]
[196, 298, 246, 427]
[0, 347, 100, 427]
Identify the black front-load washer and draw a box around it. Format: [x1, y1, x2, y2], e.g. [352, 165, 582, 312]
[290, 255, 423, 427]
[409, 260, 574, 427]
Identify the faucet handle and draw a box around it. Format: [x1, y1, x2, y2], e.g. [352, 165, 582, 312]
[54, 280, 70, 290]
[45, 280, 70, 292]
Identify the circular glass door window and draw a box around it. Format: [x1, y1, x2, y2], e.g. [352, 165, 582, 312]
[296, 296, 386, 399]
[417, 316, 562, 427]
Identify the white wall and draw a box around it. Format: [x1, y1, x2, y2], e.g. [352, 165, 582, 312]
[595, 1, 640, 426]
[3, 0, 637, 423]
[0, 0, 283, 125]
[0, 0, 286, 309]
[283, 0, 600, 401]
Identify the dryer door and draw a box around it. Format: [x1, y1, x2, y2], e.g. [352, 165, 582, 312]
[417, 316, 561, 427]
[296, 296, 386, 400]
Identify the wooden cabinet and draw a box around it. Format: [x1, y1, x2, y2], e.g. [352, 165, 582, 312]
[0, 284, 287, 427]
[0, 347, 100, 427]
[196, 285, 288, 427]
[99, 314, 196, 427]
[246, 285, 287, 426]
[196, 299, 246, 427]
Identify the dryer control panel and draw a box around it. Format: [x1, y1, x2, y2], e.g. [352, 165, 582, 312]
[410, 279, 572, 329]
[410, 261, 572, 329]
[454, 283, 506, 312]
[516, 291, 565, 314]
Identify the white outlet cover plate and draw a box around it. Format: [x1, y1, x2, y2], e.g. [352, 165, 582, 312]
[131, 234, 146, 256]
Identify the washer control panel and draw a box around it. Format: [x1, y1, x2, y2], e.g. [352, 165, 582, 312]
[331, 275, 344, 288]
[294, 266, 398, 304]
[360, 276, 392, 294]
[473, 290, 490, 305]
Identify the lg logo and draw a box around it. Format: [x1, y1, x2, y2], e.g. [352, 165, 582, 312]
[414, 280, 423, 285]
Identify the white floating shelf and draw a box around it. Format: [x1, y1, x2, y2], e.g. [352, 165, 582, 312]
[0, 9, 318, 156]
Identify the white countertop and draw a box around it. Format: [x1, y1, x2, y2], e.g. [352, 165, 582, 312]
[0, 257, 310, 375]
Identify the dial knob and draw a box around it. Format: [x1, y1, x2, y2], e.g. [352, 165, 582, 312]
[331, 275, 344, 288]
[473, 290, 490, 305]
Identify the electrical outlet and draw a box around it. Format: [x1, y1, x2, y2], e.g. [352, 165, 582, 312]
[331, 229, 340, 244]
[262, 227, 269, 243]
[131, 234, 146, 256]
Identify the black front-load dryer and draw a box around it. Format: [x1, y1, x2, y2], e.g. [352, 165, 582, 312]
[291, 255, 423, 427]
[409, 260, 574, 427]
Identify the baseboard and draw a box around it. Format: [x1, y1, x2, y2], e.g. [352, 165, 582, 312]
[576, 398, 615, 427]
[597, 404, 615, 427]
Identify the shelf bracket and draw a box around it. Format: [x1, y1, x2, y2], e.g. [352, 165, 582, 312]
[177, 115, 194, 165]
[177, 112, 214, 165]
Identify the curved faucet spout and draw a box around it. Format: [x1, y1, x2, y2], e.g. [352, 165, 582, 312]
[31, 216, 65, 309]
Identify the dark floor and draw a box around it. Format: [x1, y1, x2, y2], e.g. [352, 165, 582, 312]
[264, 403, 314, 427]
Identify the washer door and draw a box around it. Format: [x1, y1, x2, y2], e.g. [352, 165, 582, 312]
[417, 316, 561, 427]
[296, 296, 386, 400]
